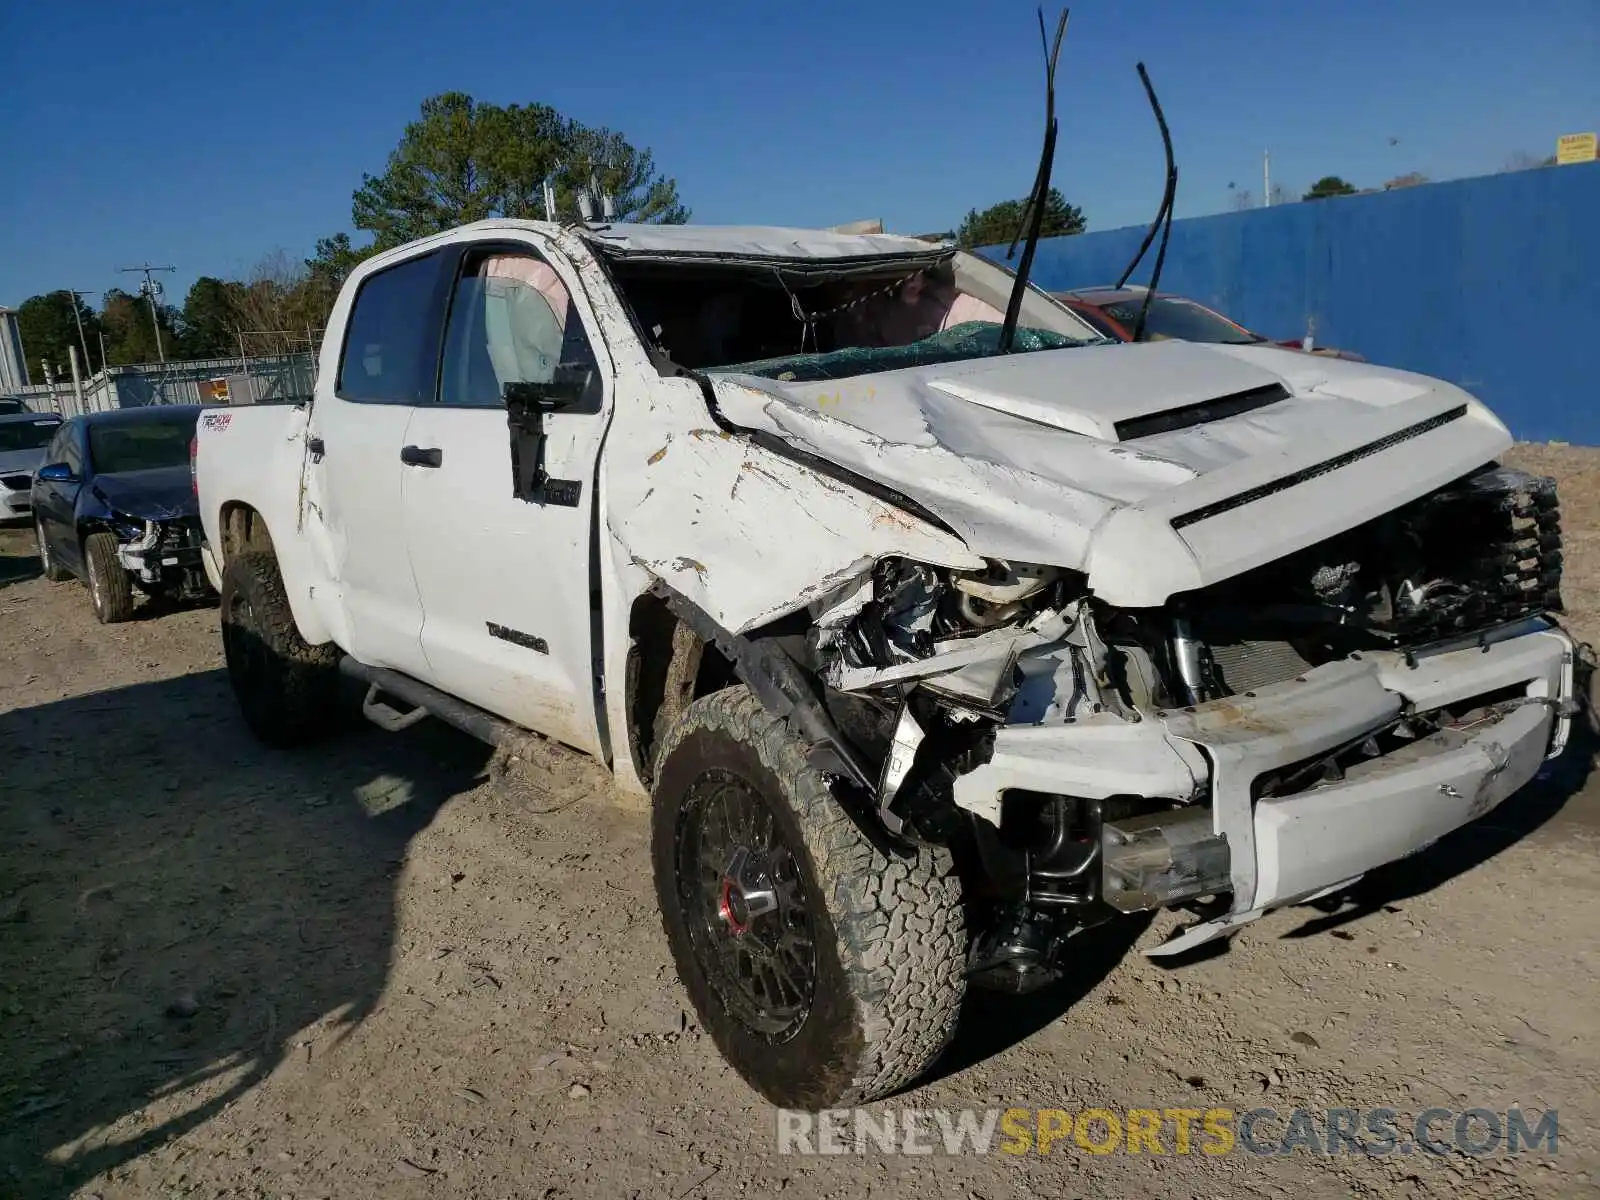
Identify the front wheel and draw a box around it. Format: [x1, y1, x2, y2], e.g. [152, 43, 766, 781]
[36, 519, 70, 582]
[83, 530, 134, 623]
[651, 687, 967, 1108]
[220, 551, 341, 747]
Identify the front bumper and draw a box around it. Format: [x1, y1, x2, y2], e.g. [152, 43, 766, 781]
[115, 519, 206, 585]
[953, 619, 1574, 946]
[0, 489, 31, 519]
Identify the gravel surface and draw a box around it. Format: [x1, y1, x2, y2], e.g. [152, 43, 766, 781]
[1, 446, 1597, 1199]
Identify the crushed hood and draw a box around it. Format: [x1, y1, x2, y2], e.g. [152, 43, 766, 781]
[710, 340, 1512, 603]
[89, 467, 198, 522]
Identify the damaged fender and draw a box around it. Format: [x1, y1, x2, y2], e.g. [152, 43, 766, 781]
[605, 382, 982, 637]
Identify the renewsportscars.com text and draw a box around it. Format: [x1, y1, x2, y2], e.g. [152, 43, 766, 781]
[776, 1106, 1560, 1157]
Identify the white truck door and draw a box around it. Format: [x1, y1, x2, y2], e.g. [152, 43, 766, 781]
[305, 248, 451, 677]
[399, 242, 611, 756]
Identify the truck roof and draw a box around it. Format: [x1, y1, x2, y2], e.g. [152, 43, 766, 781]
[455, 218, 951, 262]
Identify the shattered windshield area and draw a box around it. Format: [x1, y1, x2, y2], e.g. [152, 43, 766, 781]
[713, 321, 1081, 383]
[603, 249, 1101, 380]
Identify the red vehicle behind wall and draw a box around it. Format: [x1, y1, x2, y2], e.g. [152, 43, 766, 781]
[1055, 285, 1365, 360]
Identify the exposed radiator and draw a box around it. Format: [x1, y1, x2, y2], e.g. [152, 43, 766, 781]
[1208, 638, 1313, 694]
[1389, 467, 1563, 642]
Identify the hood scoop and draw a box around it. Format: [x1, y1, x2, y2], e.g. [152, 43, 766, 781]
[926, 375, 1292, 444]
[1112, 382, 1291, 441]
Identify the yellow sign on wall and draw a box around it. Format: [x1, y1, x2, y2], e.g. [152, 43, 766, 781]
[1557, 132, 1598, 164]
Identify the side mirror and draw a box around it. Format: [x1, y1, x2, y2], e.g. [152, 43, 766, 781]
[503, 368, 592, 507]
[37, 462, 76, 483]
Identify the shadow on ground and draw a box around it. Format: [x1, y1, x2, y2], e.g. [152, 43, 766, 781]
[0, 529, 40, 590]
[918, 913, 1155, 1091]
[0, 670, 494, 1198]
[128, 590, 220, 623]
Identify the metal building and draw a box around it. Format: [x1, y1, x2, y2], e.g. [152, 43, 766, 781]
[0, 306, 29, 392]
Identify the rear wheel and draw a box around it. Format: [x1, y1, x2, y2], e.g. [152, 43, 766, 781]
[83, 531, 134, 623]
[220, 551, 340, 747]
[652, 687, 966, 1108]
[35, 518, 70, 582]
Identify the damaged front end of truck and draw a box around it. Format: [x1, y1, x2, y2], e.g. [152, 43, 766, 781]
[577, 35, 1576, 988]
[589, 222, 1579, 994]
[784, 453, 1575, 989]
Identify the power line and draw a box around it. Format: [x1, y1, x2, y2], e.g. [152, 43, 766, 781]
[64, 289, 96, 372]
[117, 263, 175, 364]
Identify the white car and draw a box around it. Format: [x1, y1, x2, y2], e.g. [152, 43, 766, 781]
[0, 411, 62, 521]
[195, 219, 1578, 1109]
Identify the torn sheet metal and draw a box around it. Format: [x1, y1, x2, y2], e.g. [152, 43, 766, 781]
[832, 608, 1070, 693]
[876, 705, 926, 831]
[953, 715, 1202, 828]
[604, 381, 982, 637]
[807, 572, 876, 629]
[919, 651, 1022, 711]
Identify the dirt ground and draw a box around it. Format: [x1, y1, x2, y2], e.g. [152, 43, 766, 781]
[2, 445, 1598, 1200]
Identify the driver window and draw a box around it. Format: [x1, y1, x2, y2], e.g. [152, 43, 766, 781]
[440, 250, 597, 408]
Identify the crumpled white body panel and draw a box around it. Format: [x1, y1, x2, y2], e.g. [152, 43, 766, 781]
[711, 340, 1513, 605]
[602, 380, 982, 636]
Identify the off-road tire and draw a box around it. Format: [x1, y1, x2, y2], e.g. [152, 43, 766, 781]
[220, 551, 340, 747]
[1576, 641, 1600, 740]
[83, 530, 134, 623]
[36, 519, 70, 582]
[652, 686, 966, 1108]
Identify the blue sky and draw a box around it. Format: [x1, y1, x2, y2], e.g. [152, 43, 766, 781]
[1, 0, 1595, 307]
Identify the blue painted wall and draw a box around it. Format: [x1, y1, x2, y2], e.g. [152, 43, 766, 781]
[986, 162, 1600, 444]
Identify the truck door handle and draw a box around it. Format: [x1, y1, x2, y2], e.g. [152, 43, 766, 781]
[307, 437, 325, 459]
[400, 445, 443, 468]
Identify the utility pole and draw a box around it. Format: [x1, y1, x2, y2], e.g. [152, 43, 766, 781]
[117, 263, 175, 364]
[1263, 148, 1272, 207]
[65, 289, 96, 373]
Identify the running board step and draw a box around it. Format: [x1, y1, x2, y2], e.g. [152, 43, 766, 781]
[360, 684, 431, 733]
[339, 658, 540, 752]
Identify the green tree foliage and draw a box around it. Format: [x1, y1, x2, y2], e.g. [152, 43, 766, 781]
[14, 291, 101, 380]
[955, 188, 1086, 249]
[306, 234, 369, 291]
[177, 276, 244, 358]
[13, 96, 686, 373]
[295, 233, 375, 331]
[351, 92, 688, 250]
[100, 288, 179, 365]
[1302, 175, 1358, 201]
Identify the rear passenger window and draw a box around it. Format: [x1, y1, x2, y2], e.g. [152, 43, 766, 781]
[336, 252, 445, 404]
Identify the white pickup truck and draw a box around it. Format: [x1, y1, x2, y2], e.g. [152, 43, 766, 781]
[196, 218, 1580, 1109]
